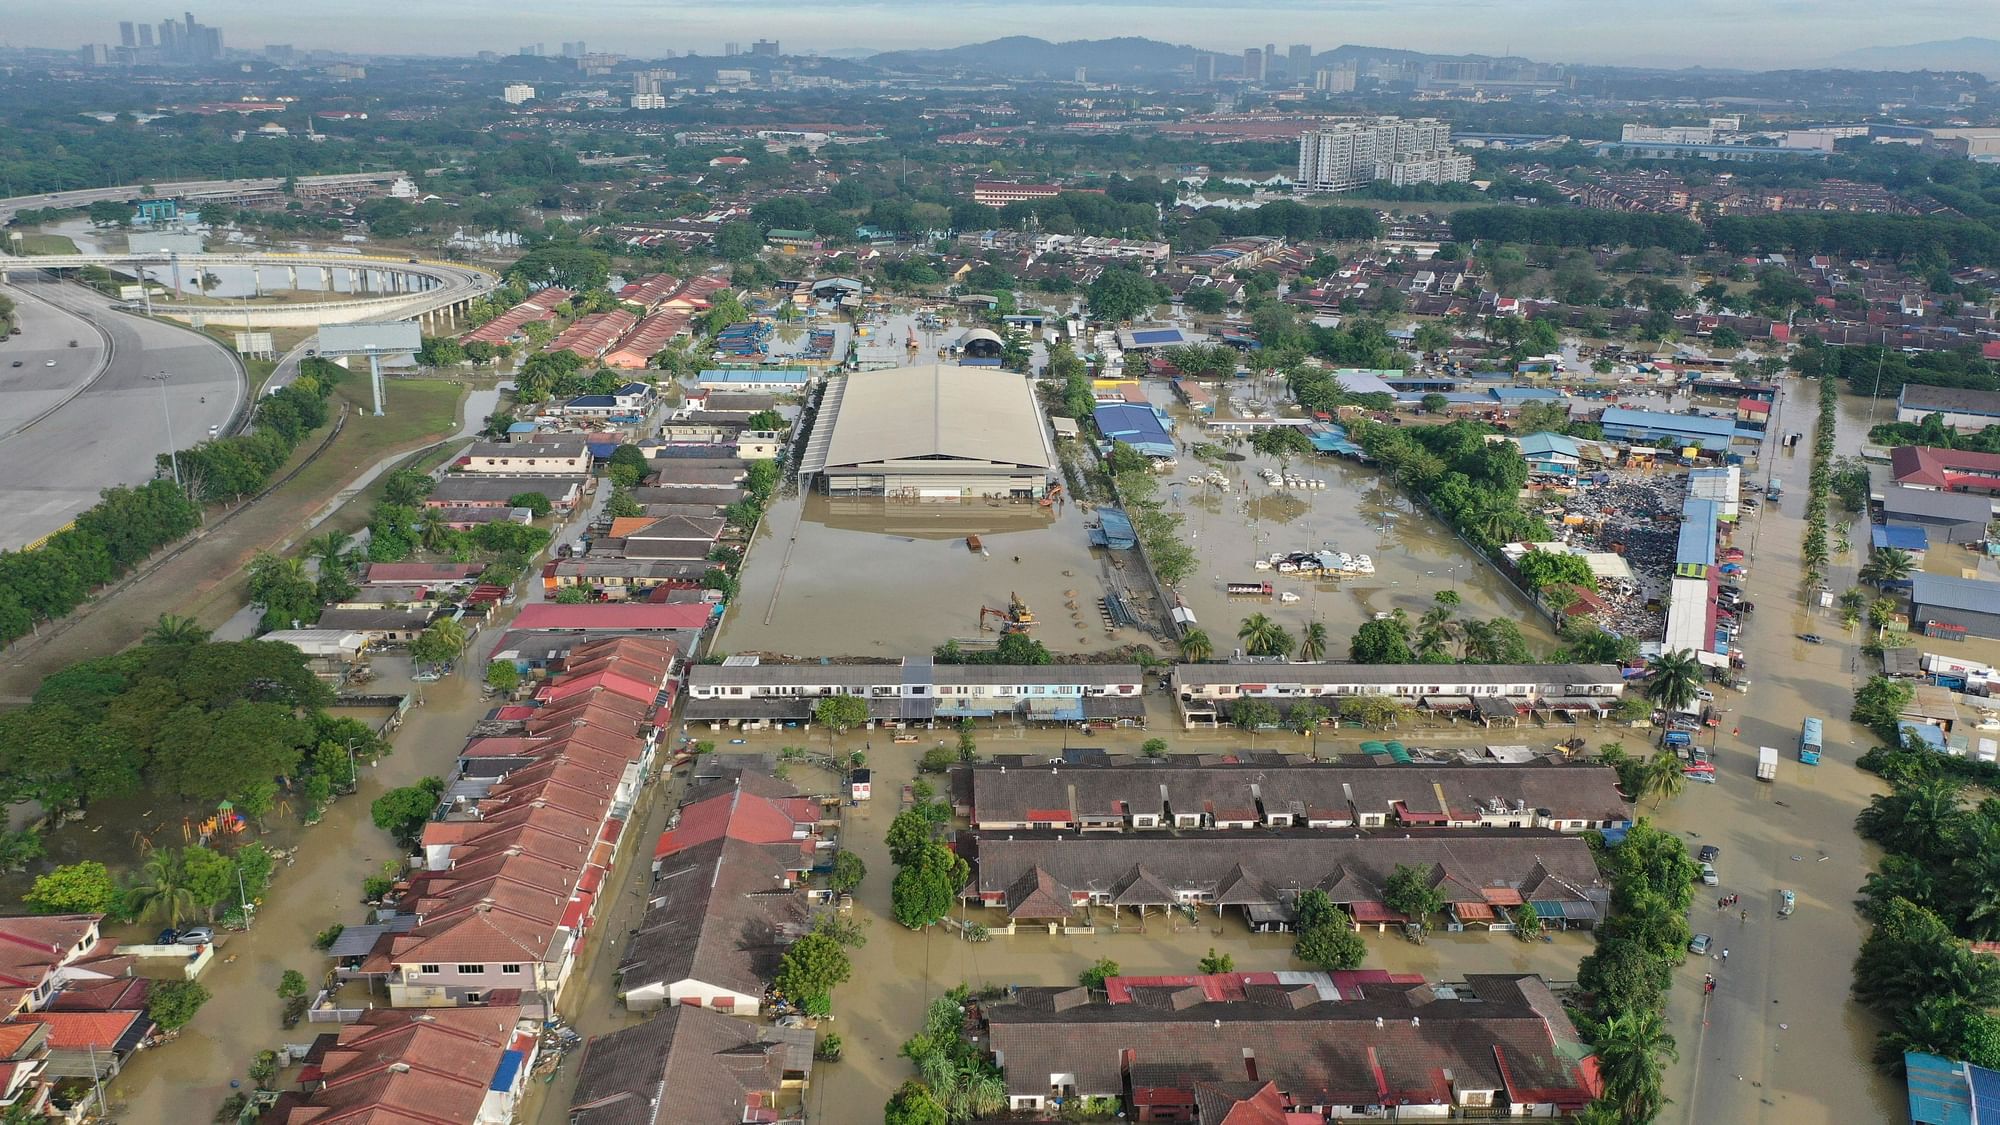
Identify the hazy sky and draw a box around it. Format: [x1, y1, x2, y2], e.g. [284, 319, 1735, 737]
[23, 0, 1988, 69]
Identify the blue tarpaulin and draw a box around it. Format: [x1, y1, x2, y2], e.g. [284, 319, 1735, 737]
[490, 1049, 525, 1092]
[1872, 524, 1929, 552]
[1089, 508, 1137, 550]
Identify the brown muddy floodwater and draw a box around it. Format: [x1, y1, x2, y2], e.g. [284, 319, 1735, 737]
[718, 491, 1153, 659]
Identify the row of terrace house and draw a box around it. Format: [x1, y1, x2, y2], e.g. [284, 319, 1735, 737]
[957, 760, 1631, 834]
[961, 830, 1608, 933]
[337, 637, 679, 1014]
[1167, 662, 1627, 728]
[615, 764, 836, 1015]
[683, 657, 1147, 728]
[982, 971, 1602, 1119]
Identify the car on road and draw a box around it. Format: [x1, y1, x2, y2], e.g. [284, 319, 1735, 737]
[8, 361, 19, 368]
[1779, 889, 1796, 917]
[175, 926, 214, 945]
[1700, 861, 1719, 886]
[1689, 933, 1712, 955]
[42, 360, 54, 367]
[1698, 845, 1720, 863]
[1696, 688, 1715, 702]
[1800, 634, 1823, 644]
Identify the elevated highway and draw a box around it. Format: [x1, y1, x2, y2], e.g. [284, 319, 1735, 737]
[0, 251, 498, 329]
[0, 172, 409, 226]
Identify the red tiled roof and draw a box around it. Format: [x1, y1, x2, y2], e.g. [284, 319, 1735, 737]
[13, 1010, 144, 1050]
[654, 787, 816, 861]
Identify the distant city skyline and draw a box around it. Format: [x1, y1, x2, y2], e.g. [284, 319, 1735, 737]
[25, 0, 1995, 70]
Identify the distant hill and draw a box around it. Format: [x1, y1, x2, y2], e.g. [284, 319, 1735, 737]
[868, 36, 1204, 77]
[1832, 37, 2000, 78]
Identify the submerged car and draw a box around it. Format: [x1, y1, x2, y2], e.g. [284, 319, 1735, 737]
[1689, 933, 1712, 955]
[1698, 845, 1720, 863]
[1700, 862, 1719, 886]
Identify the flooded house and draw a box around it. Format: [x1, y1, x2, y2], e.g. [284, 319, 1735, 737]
[263, 1006, 535, 1125]
[1167, 662, 1626, 728]
[961, 761, 1631, 833]
[962, 830, 1608, 933]
[683, 658, 1145, 728]
[981, 971, 1600, 1118]
[567, 1005, 813, 1125]
[617, 768, 829, 1015]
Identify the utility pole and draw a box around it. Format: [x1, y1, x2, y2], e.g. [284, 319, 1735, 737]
[146, 371, 180, 485]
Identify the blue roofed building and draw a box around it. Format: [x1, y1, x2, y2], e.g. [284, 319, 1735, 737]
[1514, 432, 1582, 475]
[1094, 402, 1176, 459]
[1117, 326, 1194, 350]
[1677, 499, 1719, 567]
[1088, 508, 1137, 550]
[1598, 407, 1745, 454]
[1307, 424, 1365, 458]
[1906, 1049, 2000, 1125]
[1872, 524, 1930, 555]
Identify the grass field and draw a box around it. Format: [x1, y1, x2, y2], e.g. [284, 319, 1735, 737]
[14, 233, 80, 255]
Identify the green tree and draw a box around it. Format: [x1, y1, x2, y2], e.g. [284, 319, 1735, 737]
[814, 694, 871, 734]
[773, 930, 852, 1013]
[1853, 676, 1917, 743]
[146, 980, 211, 1032]
[1293, 889, 1365, 970]
[507, 491, 553, 518]
[1517, 550, 1597, 593]
[372, 777, 445, 848]
[1383, 863, 1448, 931]
[1087, 267, 1164, 323]
[884, 1081, 948, 1125]
[381, 469, 434, 506]
[607, 444, 651, 489]
[1141, 738, 1169, 758]
[277, 969, 308, 1000]
[886, 809, 937, 867]
[1232, 698, 1280, 732]
[1861, 548, 1916, 586]
[1078, 958, 1120, 990]
[180, 846, 239, 920]
[409, 618, 468, 669]
[829, 850, 867, 893]
[1183, 286, 1228, 314]
[1198, 948, 1235, 974]
[1349, 617, 1414, 664]
[891, 841, 968, 929]
[24, 860, 120, 915]
[485, 660, 520, 695]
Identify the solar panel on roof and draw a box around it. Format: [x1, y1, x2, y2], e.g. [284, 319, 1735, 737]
[1131, 329, 1183, 345]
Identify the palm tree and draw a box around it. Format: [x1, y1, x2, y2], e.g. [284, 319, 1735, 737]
[1238, 614, 1288, 657]
[1868, 597, 1900, 630]
[143, 613, 209, 646]
[1641, 752, 1688, 808]
[1179, 628, 1213, 663]
[1861, 548, 1915, 586]
[1837, 587, 1869, 616]
[1592, 1009, 1678, 1123]
[1458, 618, 1498, 662]
[1954, 823, 2000, 940]
[417, 508, 454, 553]
[1415, 606, 1458, 661]
[126, 851, 198, 927]
[1642, 649, 1703, 713]
[1297, 621, 1328, 663]
[304, 530, 354, 573]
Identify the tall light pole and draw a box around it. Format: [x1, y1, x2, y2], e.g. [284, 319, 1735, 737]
[145, 371, 180, 486]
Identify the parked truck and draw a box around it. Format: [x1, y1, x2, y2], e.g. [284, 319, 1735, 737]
[1757, 746, 1779, 781]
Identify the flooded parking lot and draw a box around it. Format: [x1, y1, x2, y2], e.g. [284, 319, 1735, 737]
[717, 490, 1158, 658]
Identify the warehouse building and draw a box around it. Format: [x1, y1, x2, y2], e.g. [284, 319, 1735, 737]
[1882, 486, 1993, 545]
[795, 364, 1057, 498]
[1897, 385, 2000, 432]
[1909, 573, 2000, 640]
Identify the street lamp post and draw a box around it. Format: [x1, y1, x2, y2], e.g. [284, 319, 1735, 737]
[145, 371, 180, 486]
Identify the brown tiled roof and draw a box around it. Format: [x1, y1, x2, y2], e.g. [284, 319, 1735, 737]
[619, 836, 807, 1000]
[569, 1005, 795, 1125]
[967, 831, 1606, 921]
[986, 973, 1597, 1113]
[1004, 866, 1076, 919]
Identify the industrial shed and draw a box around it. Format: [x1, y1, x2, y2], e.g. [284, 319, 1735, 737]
[795, 364, 1057, 499]
[1882, 486, 1994, 546]
[1909, 573, 2000, 640]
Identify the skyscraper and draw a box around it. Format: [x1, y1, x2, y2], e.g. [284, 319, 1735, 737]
[1195, 54, 1216, 82]
[138, 23, 153, 47]
[1243, 47, 1264, 83]
[1288, 44, 1312, 82]
[119, 21, 137, 47]
[751, 39, 780, 57]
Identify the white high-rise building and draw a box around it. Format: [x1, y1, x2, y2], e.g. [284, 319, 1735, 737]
[1296, 117, 1472, 194]
[502, 83, 535, 104]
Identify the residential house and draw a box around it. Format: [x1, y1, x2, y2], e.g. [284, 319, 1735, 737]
[620, 516, 726, 561]
[546, 311, 639, 362]
[427, 476, 582, 512]
[1891, 446, 2000, 496]
[983, 972, 1600, 1119]
[542, 558, 711, 599]
[962, 761, 1630, 833]
[0, 915, 133, 1017]
[1168, 663, 1625, 727]
[264, 1006, 535, 1125]
[459, 441, 590, 476]
[567, 1005, 811, 1125]
[312, 608, 433, 646]
[683, 659, 1146, 727]
[364, 562, 487, 589]
[964, 830, 1608, 931]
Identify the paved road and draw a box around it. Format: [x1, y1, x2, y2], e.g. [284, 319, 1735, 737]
[1656, 376, 1901, 1123]
[0, 173, 405, 225]
[0, 276, 241, 550]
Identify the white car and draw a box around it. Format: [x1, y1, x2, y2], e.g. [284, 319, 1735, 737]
[43, 360, 55, 367]
[1696, 689, 1715, 702]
